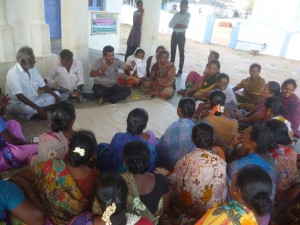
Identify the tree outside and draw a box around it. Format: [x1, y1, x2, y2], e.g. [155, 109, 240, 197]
[244, 0, 255, 14]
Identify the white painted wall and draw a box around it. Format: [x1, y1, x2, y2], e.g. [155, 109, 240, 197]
[252, 0, 300, 28]
[236, 0, 300, 60]
[121, 5, 207, 43]
[285, 33, 300, 60]
[88, 0, 121, 53]
[237, 23, 286, 56]
[158, 10, 173, 35]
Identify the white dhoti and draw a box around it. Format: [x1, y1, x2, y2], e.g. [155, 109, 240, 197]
[7, 91, 60, 120]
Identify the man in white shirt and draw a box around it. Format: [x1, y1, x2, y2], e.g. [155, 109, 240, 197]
[45, 49, 94, 102]
[5, 46, 60, 120]
[169, 0, 191, 77]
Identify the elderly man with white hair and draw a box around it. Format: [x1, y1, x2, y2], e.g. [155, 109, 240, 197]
[5, 46, 61, 120]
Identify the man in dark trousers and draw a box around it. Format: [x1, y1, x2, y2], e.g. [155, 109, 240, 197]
[90, 46, 135, 105]
[169, 0, 191, 77]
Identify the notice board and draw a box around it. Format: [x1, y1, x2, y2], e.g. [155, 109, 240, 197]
[91, 12, 118, 35]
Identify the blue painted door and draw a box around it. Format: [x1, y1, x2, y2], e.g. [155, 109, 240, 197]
[44, 0, 61, 38]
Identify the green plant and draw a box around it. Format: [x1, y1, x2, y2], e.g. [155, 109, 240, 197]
[245, 0, 255, 13]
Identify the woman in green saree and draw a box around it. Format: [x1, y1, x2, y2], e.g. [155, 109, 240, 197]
[121, 140, 170, 225]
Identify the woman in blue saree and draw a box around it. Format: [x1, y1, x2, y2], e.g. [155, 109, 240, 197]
[97, 108, 157, 173]
[226, 124, 279, 202]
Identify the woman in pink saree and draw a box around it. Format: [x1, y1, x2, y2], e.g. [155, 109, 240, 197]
[0, 90, 38, 172]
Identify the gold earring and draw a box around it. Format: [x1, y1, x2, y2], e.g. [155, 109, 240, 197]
[233, 191, 237, 195]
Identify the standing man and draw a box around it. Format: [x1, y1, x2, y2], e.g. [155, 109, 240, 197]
[5, 46, 60, 120]
[90, 45, 135, 105]
[45, 49, 94, 102]
[124, 0, 144, 62]
[169, 0, 191, 77]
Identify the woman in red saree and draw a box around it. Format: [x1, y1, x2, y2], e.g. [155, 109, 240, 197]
[140, 50, 176, 99]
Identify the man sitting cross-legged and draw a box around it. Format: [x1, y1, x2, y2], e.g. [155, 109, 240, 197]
[90, 45, 135, 105]
[5, 46, 60, 120]
[45, 49, 94, 103]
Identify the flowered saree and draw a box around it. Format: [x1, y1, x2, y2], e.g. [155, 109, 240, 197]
[141, 62, 176, 99]
[68, 212, 153, 225]
[32, 159, 88, 225]
[121, 172, 163, 225]
[269, 144, 297, 202]
[164, 148, 227, 220]
[29, 131, 70, 166]
[196, 201, 263, 225]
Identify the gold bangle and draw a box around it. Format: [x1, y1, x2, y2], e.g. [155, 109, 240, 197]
[29, 194, 36, 198]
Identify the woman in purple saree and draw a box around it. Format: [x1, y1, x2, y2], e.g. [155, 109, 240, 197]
[281, 79, 300, 137]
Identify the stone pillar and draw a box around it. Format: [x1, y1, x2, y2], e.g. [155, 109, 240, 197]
[5, 0, 32, 54]
[0, 0, 14, 62]
[0, 0, 58, 87]
[140, 0, 162, 59]
[29, 0, 51, 57]
[61, 0, 89, 85]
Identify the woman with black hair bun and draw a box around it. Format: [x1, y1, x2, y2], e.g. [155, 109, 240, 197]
[121, 140, 170, 225]
[29, 101, 77, 166]
[156, 97, 196, 170]
[199, 89, 238, 149]
[156, 121, 227, 221]
[97, 108, 157, 173]
[140, 50, 176, 99]
[197, 165, 273, 225]
[262, 96, 293, 136]
[69, 171, 153, 225]
[226, 124, 279, 203]
[146, 46, 166, 77]
[265, 119, 296, 202]
[238, 81, 281, 125]
[13, 130, 100, 225]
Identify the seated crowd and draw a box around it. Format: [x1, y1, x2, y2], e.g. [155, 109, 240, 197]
[0, 43, 300, 225]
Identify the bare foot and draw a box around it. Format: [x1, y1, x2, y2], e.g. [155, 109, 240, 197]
[177, 89, 185, 95]
[98, 97, 108, 105]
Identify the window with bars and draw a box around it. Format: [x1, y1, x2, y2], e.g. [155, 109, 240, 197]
[88, 0, 104, 10]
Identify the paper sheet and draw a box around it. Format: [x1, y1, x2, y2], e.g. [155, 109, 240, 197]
[73, 99, 178, 143]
